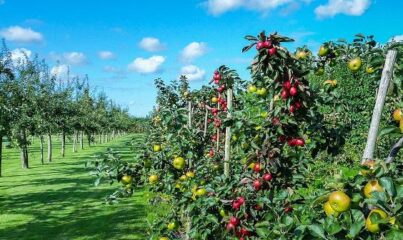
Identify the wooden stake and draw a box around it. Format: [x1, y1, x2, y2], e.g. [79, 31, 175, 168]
[362, 50, 397, 163]
[224, 88, 233, 177]
[203, 108, 208, 138]
[216, 93, 220, 151]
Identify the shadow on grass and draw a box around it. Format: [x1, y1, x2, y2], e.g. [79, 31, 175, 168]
[0, 135, 149, 240]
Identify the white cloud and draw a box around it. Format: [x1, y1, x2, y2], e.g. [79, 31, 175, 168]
[0, 26, 43, 43]
[103, 66, 120, 73]
[127, 55, 165, 74]
[204, 0, 309, 16]
[180, 65, 206, 81]
[181, 42, 207, 62]
[315, 0, 371, 18]
[63, 52, 87, 65]
[139, 37, 165, 52]
[10, 48, 32, 64]
[51, 64, 69, 79]
[98, 51, 116, 60]
[390, 35, 403, 42]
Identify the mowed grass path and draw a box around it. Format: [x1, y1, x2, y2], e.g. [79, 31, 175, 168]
[0, 134, 150, 240]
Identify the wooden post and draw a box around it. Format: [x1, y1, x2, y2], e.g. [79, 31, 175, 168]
[203, 108, 208, 137]
[224, 88, 233, 177]
[185, 101, 193, 240]
[216, 93, 221, 151]
[187, 101, 192, 169]
[362, 50, 397, 163]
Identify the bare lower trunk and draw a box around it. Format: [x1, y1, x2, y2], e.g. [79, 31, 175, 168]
[61, 131, 66, 157]
[47, 134, 52, 162]
[73, 131, 78, 153]
[21, 129, 29, 169]
[80, 131, 84, 149]
[0, 135, 3, 177]
[112, 130, 115, 139]
[40, 135, 44, 164]
[20, 129, 29, 168]
[87, 133, 91, 147]
[99, 133, 102, 144]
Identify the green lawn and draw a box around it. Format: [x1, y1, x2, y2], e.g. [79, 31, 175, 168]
[0, 134, 152, 240]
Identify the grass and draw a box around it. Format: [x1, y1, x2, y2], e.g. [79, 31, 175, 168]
[0, 134, 155, 240]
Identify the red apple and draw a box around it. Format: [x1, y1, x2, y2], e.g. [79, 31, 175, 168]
[232, 201, 241, 210]
[290, 105, 296, 113]
[240, 228, 251, 236]
[237, 197, 245, 205]
[281, 90, 289, 99]
[295, 138, 305, 146]
[263, 173, 273, 182]
[272, 117, 280, 126]
[268, 47, 277, 55]
[230, 217, 239, 226]
[253, 163, 261, 173]
[256, 42, 264, 50]
[226, 223, 236, 231]
[284, 206, 293, 213]
[263, 40, 272, 48]
[289, 86, 297, 96]
[282, 80, 291, 90]
[287, 139, 297, 147]
[253, 180, 262, 190]
[214, 74, 221, 81]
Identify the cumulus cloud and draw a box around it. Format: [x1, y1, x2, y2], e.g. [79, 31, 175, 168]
[10, 48, 32, 64]
[127, 55, 165, 74]
[139, 37, 165, 52]
[204, 0, 310, 16]
[63, 52, 87, 65]
[0, 26, 43, 43]
[51, 64, 70, 79]
[180, 65, 206, 81]
[98, 51, 116, 60]
[181, 42, 207, 62]
[315, 0, 371, 18]
[390, 35, 403, 42]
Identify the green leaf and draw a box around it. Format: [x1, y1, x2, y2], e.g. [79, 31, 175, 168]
[347, 222, 364, 239]
[324, 217, 342, 235]
[378, 126, 400, 138]
[380, 177, 396, 197]
[308, 224, 326, 239]
[255, 221, 270, 237]
[386, 229, 403, 240]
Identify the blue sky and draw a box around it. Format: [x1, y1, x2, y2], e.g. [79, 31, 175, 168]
[0, 0, 402, 117]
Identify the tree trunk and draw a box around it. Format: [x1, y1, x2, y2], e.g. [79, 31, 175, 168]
[98, 133, 102, 144]
[73, 131, 78, 153]
[112, 130, 115, 139]
[40, 135, 44, 164]
[21, 129, 29, 169]
[87, 133, 91, 147]
[61, 131, 66, 157]
[80, 131, 84, 149]
[0, 135, 3, 177]
[47, 134, 52, 162]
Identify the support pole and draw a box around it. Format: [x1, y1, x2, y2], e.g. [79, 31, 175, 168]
[362, 50, 397, 163]
[224, 88, 233, 177]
